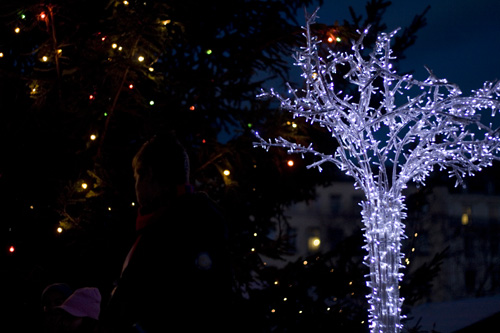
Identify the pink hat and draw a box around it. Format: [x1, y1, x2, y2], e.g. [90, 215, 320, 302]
[57, 287, 101, 320]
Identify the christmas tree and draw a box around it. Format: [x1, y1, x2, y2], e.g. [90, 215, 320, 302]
[0, 1, 436, 331]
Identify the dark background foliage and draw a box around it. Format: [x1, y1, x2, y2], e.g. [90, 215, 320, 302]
[0, 1, 441, 331]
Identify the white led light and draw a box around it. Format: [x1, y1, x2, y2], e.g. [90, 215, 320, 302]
[255, 9, 500, 333]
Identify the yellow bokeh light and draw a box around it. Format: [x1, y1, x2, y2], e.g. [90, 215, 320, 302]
[14, 27, 20, 33]
[57, 227, 63, 233]
[138, 55, 145, 62]
[461, 213, 469, 225]
[223, 169, 230, 176]
[308, 236, 321, 251]
[81, 182, 88, 189]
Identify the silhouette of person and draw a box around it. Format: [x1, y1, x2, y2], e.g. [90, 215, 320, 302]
[101, 133, 234, 332]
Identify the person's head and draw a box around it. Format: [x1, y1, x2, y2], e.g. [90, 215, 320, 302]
[132, 133, 190, 209]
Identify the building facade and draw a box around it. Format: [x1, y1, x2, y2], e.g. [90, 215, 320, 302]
[268, 180, 500, 303]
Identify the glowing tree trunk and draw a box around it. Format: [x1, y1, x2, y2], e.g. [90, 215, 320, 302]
[255, 10, 500, 333]
[362, 193, 406, 332]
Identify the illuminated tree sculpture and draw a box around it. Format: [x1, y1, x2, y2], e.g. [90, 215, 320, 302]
[255, 11, 500, 333]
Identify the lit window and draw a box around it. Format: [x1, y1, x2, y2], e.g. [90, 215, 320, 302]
[307, 227, 321, 252]
[462, 207, 471, 225]
[308, 236, 321, 251]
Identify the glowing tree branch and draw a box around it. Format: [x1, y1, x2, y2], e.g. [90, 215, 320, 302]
[255, 11, 500, 333]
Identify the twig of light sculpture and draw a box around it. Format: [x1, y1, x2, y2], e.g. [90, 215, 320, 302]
[254, 10, 500, 333]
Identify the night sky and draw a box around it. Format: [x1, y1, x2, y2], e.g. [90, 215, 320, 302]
[304, 0, 500, 94]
